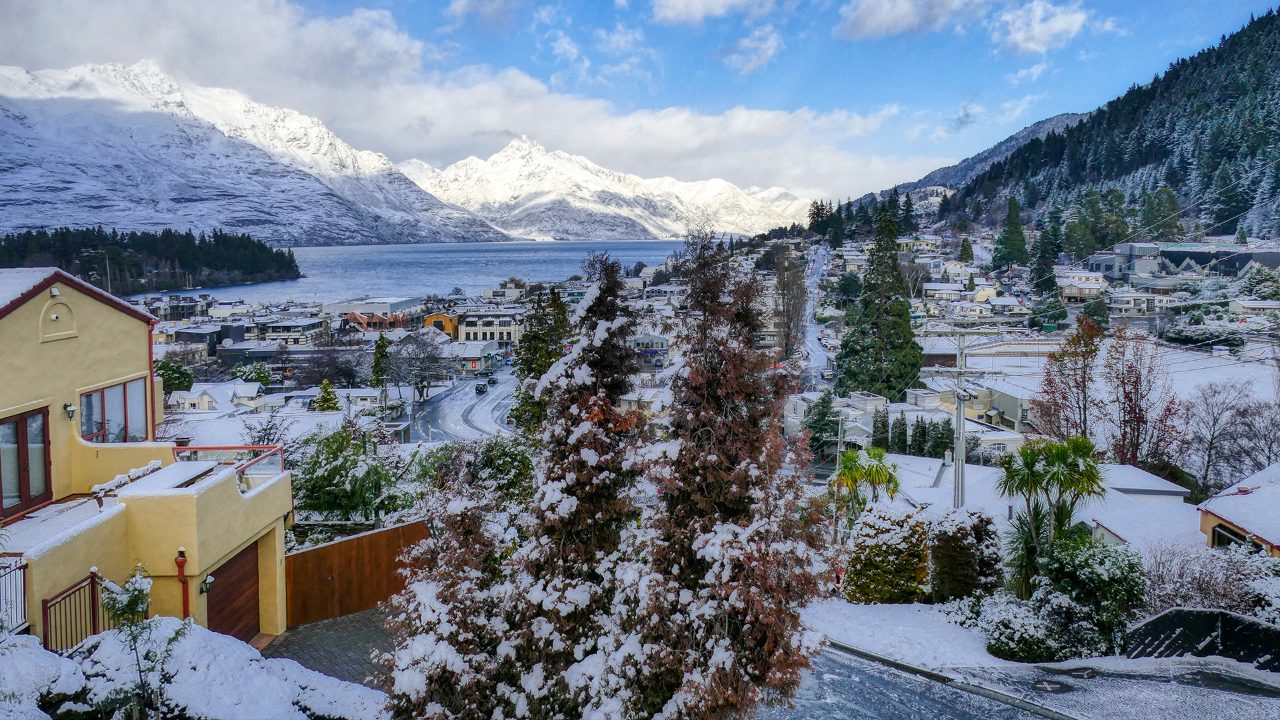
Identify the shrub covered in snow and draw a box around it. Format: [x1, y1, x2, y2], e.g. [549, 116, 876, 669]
[928, 510, 1002, 603]
[842, 503, 928, 604]
[1143, 543, 1280, 624]
[1039, 537, 1145, 652]
[947, 537, 1146, 662]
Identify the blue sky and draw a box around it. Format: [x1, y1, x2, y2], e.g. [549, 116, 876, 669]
[1, 1, 1274, 197]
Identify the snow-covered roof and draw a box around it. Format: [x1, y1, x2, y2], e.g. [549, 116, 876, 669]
[1199, 461, 1280, 547]
[1082, 488, 1203, 549]
[0, 267, 59, 307]
[1102, 464, 1189, 497]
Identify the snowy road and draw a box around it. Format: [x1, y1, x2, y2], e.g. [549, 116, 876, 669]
[412, 368, 516, 442]
[763, 651, 1036, 720]
[803, 246, 835, 391]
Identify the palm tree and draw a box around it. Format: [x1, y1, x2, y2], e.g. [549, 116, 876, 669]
[997, 437, 1105, 598]
[828, 448, 900, 544]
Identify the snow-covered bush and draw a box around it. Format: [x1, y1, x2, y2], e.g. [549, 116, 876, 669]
[1144, 543, 1280, 624]
[948, 537, 1145, 662]
[1039, 537, 1145, 653]
[843, 503, 928, 604]
[929, 510, 1002, 602]
[973, 593, 1063, 663]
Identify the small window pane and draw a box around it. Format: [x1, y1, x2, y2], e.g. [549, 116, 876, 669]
[26, 414, 47, 498]
[126, 379, 147, 441]
[81, 392, 102, 439]
[105, 384, 126, 443]
[1, 421, 17, 509]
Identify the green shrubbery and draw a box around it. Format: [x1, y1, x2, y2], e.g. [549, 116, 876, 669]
[843, 503, 928, 603]
[929, 510, 1002, 603]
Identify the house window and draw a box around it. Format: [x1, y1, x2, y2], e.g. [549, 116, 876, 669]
[81, 378, 148, 443]
[1, 408, 51, 517]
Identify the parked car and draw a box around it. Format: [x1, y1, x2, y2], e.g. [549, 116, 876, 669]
[477, 369, 493, 377]
[475, 383, 489, 395]
[821, 369, 835, 380]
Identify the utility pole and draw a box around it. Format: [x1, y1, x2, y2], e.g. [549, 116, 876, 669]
[918, 326, 1005, 509]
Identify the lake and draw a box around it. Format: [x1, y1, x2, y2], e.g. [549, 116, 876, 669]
[135, 239, 686, 303]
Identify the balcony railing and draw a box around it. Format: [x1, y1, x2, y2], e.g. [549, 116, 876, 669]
[1, 557, 27, 633]
[41, 568, 115, 652]
[171, 445, 285, 492]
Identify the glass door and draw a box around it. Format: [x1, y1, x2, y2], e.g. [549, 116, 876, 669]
[0, 408, 52, 519]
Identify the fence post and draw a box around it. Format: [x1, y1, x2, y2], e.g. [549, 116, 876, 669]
[89, 567, 100, 637]
[41, 596, 51, 650]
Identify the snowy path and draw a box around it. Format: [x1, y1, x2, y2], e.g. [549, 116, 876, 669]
[804, 246, 834, 391]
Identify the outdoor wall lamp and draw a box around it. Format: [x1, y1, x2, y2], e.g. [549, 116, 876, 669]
[63, 403, 76, 421]
[198, 574, 215, 595]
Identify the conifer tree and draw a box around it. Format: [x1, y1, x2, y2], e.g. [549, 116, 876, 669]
[993, 197, 1029, 269]
[371, 333, 391, 389]
[926, 417, 954, 458]
[804, 389, 839, 459]
[509, 289, 571, 433]
[632, 236, 823, 718]
[909, 415, 928, 456]
[312, 379, 340, 411]
[871, 407, 890, 449]
[958, 236, 974, 262]
[890, 412, 908, 453]
[900, 192, 916, 234]
[835, 214, 923, 400]
[1030, 231, 1059, 296]
[505, 253, 646, 718]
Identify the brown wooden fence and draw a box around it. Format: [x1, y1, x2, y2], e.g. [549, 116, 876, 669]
[285, 521, 427, 628]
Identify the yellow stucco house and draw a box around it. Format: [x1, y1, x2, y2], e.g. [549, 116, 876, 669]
[1198, 462, 1280, 557]
[0, 268, 292, 649]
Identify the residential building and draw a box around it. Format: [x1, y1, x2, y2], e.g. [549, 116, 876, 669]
[261, 317, 328, 345]
[1198, 462, 1280, 556]
[1108, 289, 1171, 317]
[168, 381, 264, 415]
[0, 268, 291, 645]
[455, 306, 525, 354]
[324, 296, 425, 332]
[1229, 299, 1280, 316]
[423, 312, 459, 338]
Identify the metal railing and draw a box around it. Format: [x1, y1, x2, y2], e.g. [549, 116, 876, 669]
[0, 558, 28, 633]
[41, 569, 115, 652]
[171, 445, 286, 491]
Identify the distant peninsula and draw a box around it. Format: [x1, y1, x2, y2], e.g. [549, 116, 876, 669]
[0, 227, 302, 296]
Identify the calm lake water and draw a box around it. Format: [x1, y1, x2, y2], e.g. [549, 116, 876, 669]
[137, 239, 686, 303]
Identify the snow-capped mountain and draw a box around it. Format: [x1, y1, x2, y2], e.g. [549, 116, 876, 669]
[0, 61, 511, 246]
[401, 137, 808, 241]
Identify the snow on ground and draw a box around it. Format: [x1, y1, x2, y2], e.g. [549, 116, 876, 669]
[804, 600, 1280, 719]
[804, 599, 1010, 669]
[0, 618, 386, 720]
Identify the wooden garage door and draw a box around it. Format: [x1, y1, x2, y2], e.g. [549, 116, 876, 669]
[207, 542, 259, 642]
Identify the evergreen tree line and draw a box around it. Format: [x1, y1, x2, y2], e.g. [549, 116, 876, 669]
[0, 226, 301, 295]
[870, 408, 954, 459]
[945, 10, 1280, 237]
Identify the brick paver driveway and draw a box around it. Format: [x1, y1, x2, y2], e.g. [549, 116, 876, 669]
[262, 609, 390, 689]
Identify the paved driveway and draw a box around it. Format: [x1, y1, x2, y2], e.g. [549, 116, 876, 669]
[262, 609, 390, 689]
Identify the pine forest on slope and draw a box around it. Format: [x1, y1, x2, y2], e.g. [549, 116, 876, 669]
[939, 10, 1280, 239]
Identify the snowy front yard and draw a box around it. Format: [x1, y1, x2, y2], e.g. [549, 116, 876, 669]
[804, 599, 1010, 669]
[0, 618, 386, 720]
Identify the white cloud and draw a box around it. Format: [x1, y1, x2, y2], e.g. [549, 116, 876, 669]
[445, 0, 520, 28]
[0, 0, 947, 197]
[835, 0, 985, 39]
[1007, 60, 1049, 84]
[995, 0, 1089, 54]
[999, 93, 1043, 123]
[652, 0, 774, 25]
[722, 26, 784, 75]
[593, 23, 646, 55]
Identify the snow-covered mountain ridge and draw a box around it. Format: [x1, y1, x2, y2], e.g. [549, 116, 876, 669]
[0, 61, 510, 246]
[400, 137, 808, 241]
[0, 61, 809, 245]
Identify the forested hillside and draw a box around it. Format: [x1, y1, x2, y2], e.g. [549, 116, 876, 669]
[947, 9, 1280, 239]
[0, 227, 301, 295]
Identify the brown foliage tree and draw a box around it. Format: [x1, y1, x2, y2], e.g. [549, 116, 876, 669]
[1100, 325, 1185, 467]
[1030, 317, 1105, 439]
